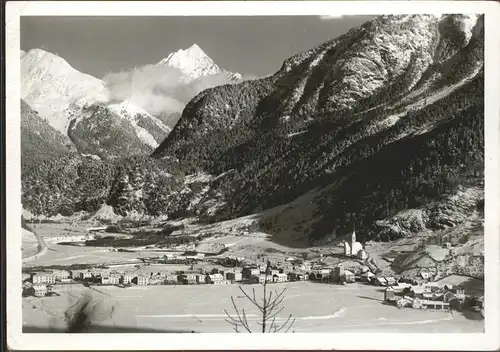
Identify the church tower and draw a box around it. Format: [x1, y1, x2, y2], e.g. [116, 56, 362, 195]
[350, 220, 356, 256]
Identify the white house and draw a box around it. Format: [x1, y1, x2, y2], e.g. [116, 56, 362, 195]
[258, 274, 273, 284]
[195, 273, 205, 284]
[149, 275, 164, 285]
[360, 271, 375, 282]
[207, 273, 225, 284]
[273, 273, 288, 283]
[343, 270, 356, 283]
[80, 271, 93, 280]
[136, 275, 149, 286]
[101, 275, 120, 285]
[51, 270, 70, 280]
[31, 272, 56, 285]
[420, 272, 432, 280]
[121, 272, 136, 284]
[33, 284, 47, 297]
[69, 270, 82, 279]
[373, 276, 388, 286]
[182, 273, 198, 283]
[163, 253, 176, 261]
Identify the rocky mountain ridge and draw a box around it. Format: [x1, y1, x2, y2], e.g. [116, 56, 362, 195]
[152, 14, 484, 243]
[155, 15, 482, 161]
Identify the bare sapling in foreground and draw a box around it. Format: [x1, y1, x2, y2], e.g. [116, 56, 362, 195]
[224, 262, 296, 333]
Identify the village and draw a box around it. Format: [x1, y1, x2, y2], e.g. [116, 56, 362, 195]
[21, 227, 484, 318]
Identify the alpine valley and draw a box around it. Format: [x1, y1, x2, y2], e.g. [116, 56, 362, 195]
[22, 14, 484, 254]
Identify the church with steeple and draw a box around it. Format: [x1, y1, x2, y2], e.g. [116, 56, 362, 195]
[343, 220, 366, 259]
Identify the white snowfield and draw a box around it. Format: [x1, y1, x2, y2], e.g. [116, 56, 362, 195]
[21, 228, 38, 259]
[22, 228, 48, 262]
[23, 282, 484, 333]
[106, 100, 171, 148]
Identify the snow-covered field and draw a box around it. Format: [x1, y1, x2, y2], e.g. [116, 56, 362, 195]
[22, 221, 315, 267]
[22, 224, 160, 266]
[23, 282, 483, 333]
[21, 229, 39, 259]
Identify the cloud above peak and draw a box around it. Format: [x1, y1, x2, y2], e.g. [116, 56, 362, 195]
[319, 15, 345, 21]
[102, 64, 245, 116]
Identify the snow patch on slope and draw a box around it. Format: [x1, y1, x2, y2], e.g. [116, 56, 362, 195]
[107, 101, 171, 148]
[288, 130, 307, 138]
[458, 14, 480, 44]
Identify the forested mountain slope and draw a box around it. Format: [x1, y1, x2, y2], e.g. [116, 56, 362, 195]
[154, 15, 482, 166]
[21, 99, 77, 170]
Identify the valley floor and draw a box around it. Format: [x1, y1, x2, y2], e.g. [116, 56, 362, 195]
[21, 220, 485, 334]
[23, 282, 484, 333]
[21, 229, 39, 259]
[21, 222, 327, 267]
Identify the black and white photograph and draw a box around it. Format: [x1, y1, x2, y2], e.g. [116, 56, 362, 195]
[5, 1, 500, 350]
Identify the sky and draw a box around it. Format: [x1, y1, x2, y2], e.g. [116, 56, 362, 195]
[21, 16, 375, 79]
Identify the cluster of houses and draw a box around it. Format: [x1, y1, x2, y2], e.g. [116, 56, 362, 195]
[383, 281, 469, 311]
[21, 264, 290, 296]
[21, 249, 393, 299]
[21, 258, 356, 297]
[155, 252, 207, 262]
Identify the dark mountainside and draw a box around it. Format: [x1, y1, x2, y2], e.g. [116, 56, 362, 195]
[21, 99, 77, 170]
[151, 14, 484, 243]
[22, 14, 484, 246]
[66, 103, 162, 160]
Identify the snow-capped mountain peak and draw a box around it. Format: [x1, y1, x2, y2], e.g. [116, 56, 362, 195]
[157, 44, 242, 81]
[21, 48, 109, 133]
[21, 48, 171, 154]
[183, 43, 208, 58]
[157, 44, 220, 78]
